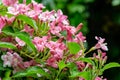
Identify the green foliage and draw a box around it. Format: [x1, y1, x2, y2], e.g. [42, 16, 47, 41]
[16, 15, 38, 31]
[19, 0, 32, 4]
[0, 42, 16, 49]
[68, 63, 91, 80]
[13, 66, 50, 79]
[58, 60, 66, 70]
[3, 70, 12, 80]
[67, 42, 81, 54]
[2, 26, 37, 53]
[101, 62, 120, 72]
[78, 58, 95, 66]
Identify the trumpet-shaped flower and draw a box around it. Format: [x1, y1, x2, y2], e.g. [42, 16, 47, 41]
[95, 36, 108, 51]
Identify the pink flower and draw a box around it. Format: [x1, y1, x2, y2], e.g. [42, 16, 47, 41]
[46, 41, 66, 61]
[79, 77, 85, 80]
[74, 32, 86, 43]
[8, 4, 30, 15]
[25, 10, 40, 20]
[46, 57, 58, 68]
[15, 37, 25, 46]
[76, 23, 83, 32]
[76, 61, 85, 71]
[2, 0, 17, 6]
[22, 25, 34, 36]
[50, 22, 62, 36]
[39, 11, 55, 22]
[32, 36, 48, 52]
[5, 16, 15, 25]
[32, 1, 45, 12]
[95, 77, 107, 80]
[0, 16, 6, 33]
[95, 36, 108, 51]
[1, 52, 23, 67]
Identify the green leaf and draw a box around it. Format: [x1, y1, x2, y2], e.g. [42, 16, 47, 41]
[3, 70, 12, 80]
[18, 0, 23, 3]
[58, 60, 66, 70]
[16, 15, 38, 31]
[67, 42, 81, 54]
[0, 42, 16, 49]
[101, 62, 120, 72]
[78, 58, 95, 66]
[2, 26, 15, 36]
[67, 63, 91, 80]
[69, 71, 91, 80]
[13, 66, 50, 78]
[2, 26, 37, 53]
[16, 32, 37, 53]
[26, 0, 31, 4]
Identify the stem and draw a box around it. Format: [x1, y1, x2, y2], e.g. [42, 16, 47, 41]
[55, 70, 62, 80]
[84, 47, 95, 55]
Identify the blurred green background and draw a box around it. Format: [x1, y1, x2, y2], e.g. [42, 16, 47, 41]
[37, 0, 120, 79]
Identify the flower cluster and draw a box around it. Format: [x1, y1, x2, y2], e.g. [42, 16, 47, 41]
[0, 0, 117, 80]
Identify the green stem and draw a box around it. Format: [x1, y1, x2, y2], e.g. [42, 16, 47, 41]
[55, 70, 62, 80]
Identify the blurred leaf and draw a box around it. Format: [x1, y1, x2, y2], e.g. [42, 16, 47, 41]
[68, 63, 91, 80]
[112, 0, 120, 6]
[0, 42, 16, 49]
[3, 70, 12, 80]
[58, 60, 66, 70]
[26, 0, 31, 4]
[42, 0, 56, 10]
[0, 0, 2, 4]
[16, 15, 38, 31]
[69, 71, 91, 80]
[101, 62, 120, 72]
[67, 42, 81, 54]
[18, 0, 23, 3]
[73, 0, 95, 3]
[35, 0, 41, 3]
[78, 58, 95, 66]
[68, 4, 85, 13]
[13, 66, 50, 78]
[2, 26, 15, 36]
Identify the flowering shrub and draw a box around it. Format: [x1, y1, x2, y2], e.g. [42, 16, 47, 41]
[0, 0, 120, 80]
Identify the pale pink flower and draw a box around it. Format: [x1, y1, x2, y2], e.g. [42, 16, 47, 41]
[50, 22, 62, 36]
[46, 41, 66, 61]
[32, 36, 48, 52]
[25, 10, 40, 20]
[74, 32, 86, 43]
[95, 77, 107, 80]
[95, 36, 108, 51]
[0, 16, 6, 33]
[15, 37, 25, 46]
[79, 77, 85, 80]
[8, 4, 30, 15]
[39, 11, 55, 22]
[1, 52, 13, 67]
[22, 25, 34, 36]
[1, 52, 23, 67]
[55, 10, 69, 25]
[32, 1, 45, 12]
[5, 16, 15, 25]
[2, 0, 17, 6]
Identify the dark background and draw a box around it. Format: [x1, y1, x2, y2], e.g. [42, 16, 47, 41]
[36, 0, 120, 79]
